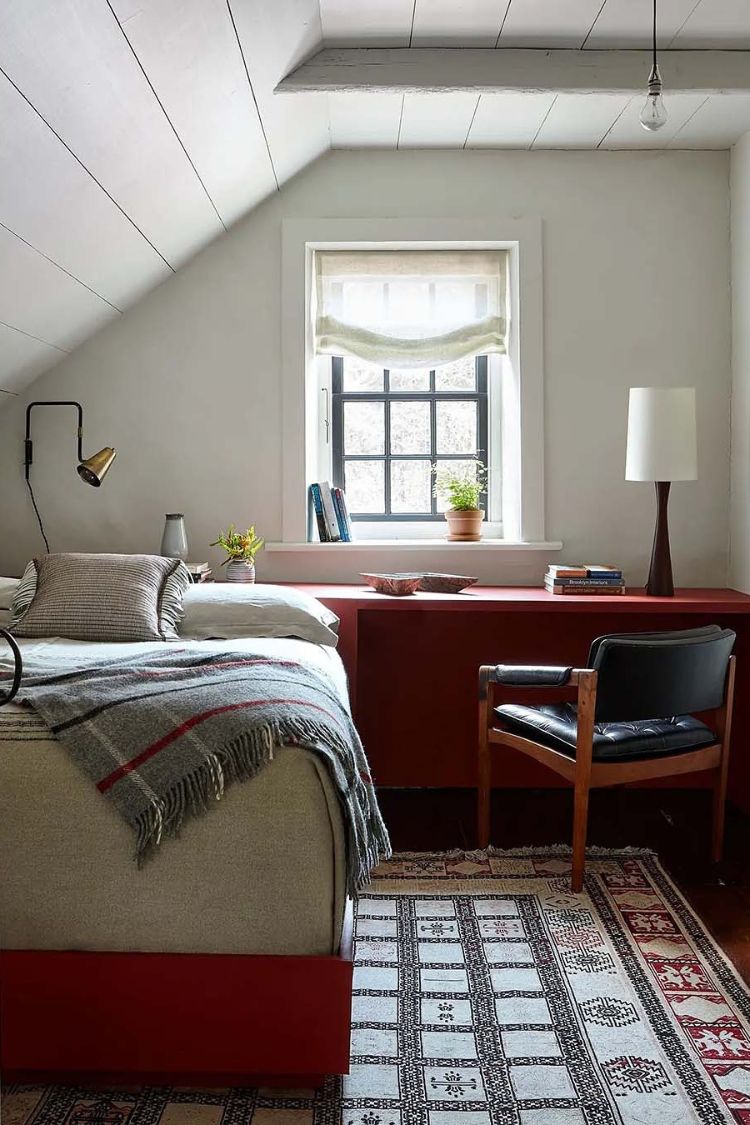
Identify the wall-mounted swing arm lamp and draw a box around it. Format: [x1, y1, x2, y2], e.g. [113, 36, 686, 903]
[24, 400, 116, 486]
[23, 400, 117, 551]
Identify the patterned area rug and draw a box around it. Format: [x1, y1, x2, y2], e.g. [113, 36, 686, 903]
[4, 849, 750, 1125]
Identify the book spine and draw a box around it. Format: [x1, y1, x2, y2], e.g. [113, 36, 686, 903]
[331, 487, 349, 542]
[547, 567, 623, 579]
[337, 488, 354, 541]
[310, 484, 330, 542]
[549, 577, 624, 587]
[545, 583, 625, 595]
[320, 480, 341, 542]
[546, 569, 588, 578]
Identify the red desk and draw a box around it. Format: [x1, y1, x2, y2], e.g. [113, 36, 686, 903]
[297, 585, 750, 808]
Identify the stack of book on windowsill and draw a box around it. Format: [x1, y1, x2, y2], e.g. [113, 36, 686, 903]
[544, 564, 625, 595]
[309, 481, 354, 543]
[186, 562, 213, 583]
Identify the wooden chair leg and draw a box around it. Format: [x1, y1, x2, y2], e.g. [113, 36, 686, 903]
[712, 763, 728, 863]
[571, 781, 590, 893]
[571, 669, 597, 893]
[478, 730, 491, 849]
[478, 667, 493, 849]
[711, 655, 735, 864]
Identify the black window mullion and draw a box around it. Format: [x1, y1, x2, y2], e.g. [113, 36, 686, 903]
[477, 355, 489, 512]
[384, 376, 392, 516]
[331, 356, 344, 489]
[331, 355, 490, 521]
[430, 394, 438, 515]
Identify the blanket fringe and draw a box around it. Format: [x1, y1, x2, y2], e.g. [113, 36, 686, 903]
[134, 715, 391, 896]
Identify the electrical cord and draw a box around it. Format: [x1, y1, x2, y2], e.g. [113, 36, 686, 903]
[26, 478, 51, 553]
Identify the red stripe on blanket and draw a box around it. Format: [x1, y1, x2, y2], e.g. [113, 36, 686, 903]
[97, 698, 342, 793]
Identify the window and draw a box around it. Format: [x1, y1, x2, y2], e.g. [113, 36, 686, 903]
[331, 354, 488, 522]
[279, 217, 551, 549]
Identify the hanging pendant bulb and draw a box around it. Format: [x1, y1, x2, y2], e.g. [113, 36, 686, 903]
[640, 67, 668, 131]
[640, 0, 667, 132]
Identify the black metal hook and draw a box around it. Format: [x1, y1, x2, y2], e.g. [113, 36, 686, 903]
[0, 628, 23, 706]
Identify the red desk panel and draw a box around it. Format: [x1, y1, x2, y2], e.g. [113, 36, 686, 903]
[295, 586, 750, 805]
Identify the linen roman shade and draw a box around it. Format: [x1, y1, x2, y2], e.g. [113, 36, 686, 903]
[314, 249, 508, 369]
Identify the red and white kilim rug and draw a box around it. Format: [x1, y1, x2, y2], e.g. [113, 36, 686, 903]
[4, 849, 750, 1125]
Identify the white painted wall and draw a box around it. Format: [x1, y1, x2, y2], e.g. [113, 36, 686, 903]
[730, 133, 750, 594]
[0, 149, 731, 586]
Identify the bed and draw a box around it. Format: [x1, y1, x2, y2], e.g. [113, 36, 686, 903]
[0, 577, 375, 1085]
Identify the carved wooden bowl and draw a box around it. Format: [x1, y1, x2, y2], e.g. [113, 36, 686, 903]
[360, 573, 423, 597]
[419, 573, 479, 594]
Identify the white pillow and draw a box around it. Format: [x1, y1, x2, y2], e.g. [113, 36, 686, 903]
[0, 577, 20, 610]
[179, 583, 340, 647]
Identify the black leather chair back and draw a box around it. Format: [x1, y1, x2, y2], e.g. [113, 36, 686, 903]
[587, 625, 735, 722]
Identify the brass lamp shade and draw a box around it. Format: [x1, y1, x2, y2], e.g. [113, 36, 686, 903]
[77, 446, 117, 487]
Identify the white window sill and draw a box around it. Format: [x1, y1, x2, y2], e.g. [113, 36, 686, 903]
[266, 539, 563, 553]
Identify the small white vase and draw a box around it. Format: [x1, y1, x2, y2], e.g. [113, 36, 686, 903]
[225, 559, 255, 583]
[161, 513, 189, 560]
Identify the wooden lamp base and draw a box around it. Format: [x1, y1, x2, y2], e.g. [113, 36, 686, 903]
[647, 480, 674, 597]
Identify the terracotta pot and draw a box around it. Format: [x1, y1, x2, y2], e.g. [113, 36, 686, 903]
[444, 509, 484, 542]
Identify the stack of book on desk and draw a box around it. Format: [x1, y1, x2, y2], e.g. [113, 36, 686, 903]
[186, 562, 213, 583]
[545, 564, 625, 595]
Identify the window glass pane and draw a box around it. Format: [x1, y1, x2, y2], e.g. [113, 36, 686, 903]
[391, 460, 432, 513]
[434, 357, 476, 391]
[344, 401, 385, 454]
[345, 460, 385, 513]
[390, 401, 430, 454]
[436, 400, 477, 454]
[435, 459, 482, 513]
[389, 369, 430, 392]
[343, 357, 384, 392]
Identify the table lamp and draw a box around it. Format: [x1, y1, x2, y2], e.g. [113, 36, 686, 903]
[625, 387, 697, 597]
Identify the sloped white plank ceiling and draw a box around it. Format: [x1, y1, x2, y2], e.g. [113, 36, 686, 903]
[1, 0, 749, 398]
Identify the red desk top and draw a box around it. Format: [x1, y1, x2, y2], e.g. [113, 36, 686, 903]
[293, 585, 750, 614]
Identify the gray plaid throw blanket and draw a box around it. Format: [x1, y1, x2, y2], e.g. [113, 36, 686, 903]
[14, 649, 390, 895]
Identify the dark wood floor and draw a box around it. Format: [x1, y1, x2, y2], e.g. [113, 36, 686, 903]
[378, 786, 750, 983]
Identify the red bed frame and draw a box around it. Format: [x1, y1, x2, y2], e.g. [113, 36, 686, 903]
[0, 903, 353, 1086]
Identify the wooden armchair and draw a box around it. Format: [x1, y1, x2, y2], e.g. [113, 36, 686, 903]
[478, 625, 736, 892]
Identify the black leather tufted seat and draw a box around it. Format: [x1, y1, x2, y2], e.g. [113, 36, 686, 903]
[494, 702, 715, 762]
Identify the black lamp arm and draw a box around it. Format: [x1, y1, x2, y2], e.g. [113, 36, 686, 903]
[0, 628, 22, 707]
[24, 400, 85, 480]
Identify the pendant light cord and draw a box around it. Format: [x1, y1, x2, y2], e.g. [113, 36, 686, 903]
[652, 0, 661, 72]
[26, 479, 51, 554]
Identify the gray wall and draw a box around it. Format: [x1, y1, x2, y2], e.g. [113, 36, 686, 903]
[0, 148, 732, 585]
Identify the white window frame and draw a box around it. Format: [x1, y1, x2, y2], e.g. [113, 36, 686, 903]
[279, 217, 554, 550]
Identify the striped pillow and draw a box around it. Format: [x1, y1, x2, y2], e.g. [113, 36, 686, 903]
[10, 553, 190, 642]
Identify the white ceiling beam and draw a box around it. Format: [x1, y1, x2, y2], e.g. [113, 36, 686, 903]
[276, 48, 750, 96]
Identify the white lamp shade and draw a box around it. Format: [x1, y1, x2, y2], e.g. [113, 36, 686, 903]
[625, 387, 697, 482]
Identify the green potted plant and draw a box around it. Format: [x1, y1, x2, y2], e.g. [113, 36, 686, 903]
[210, 524, 265, 583]
[433, 460, 486, 542]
